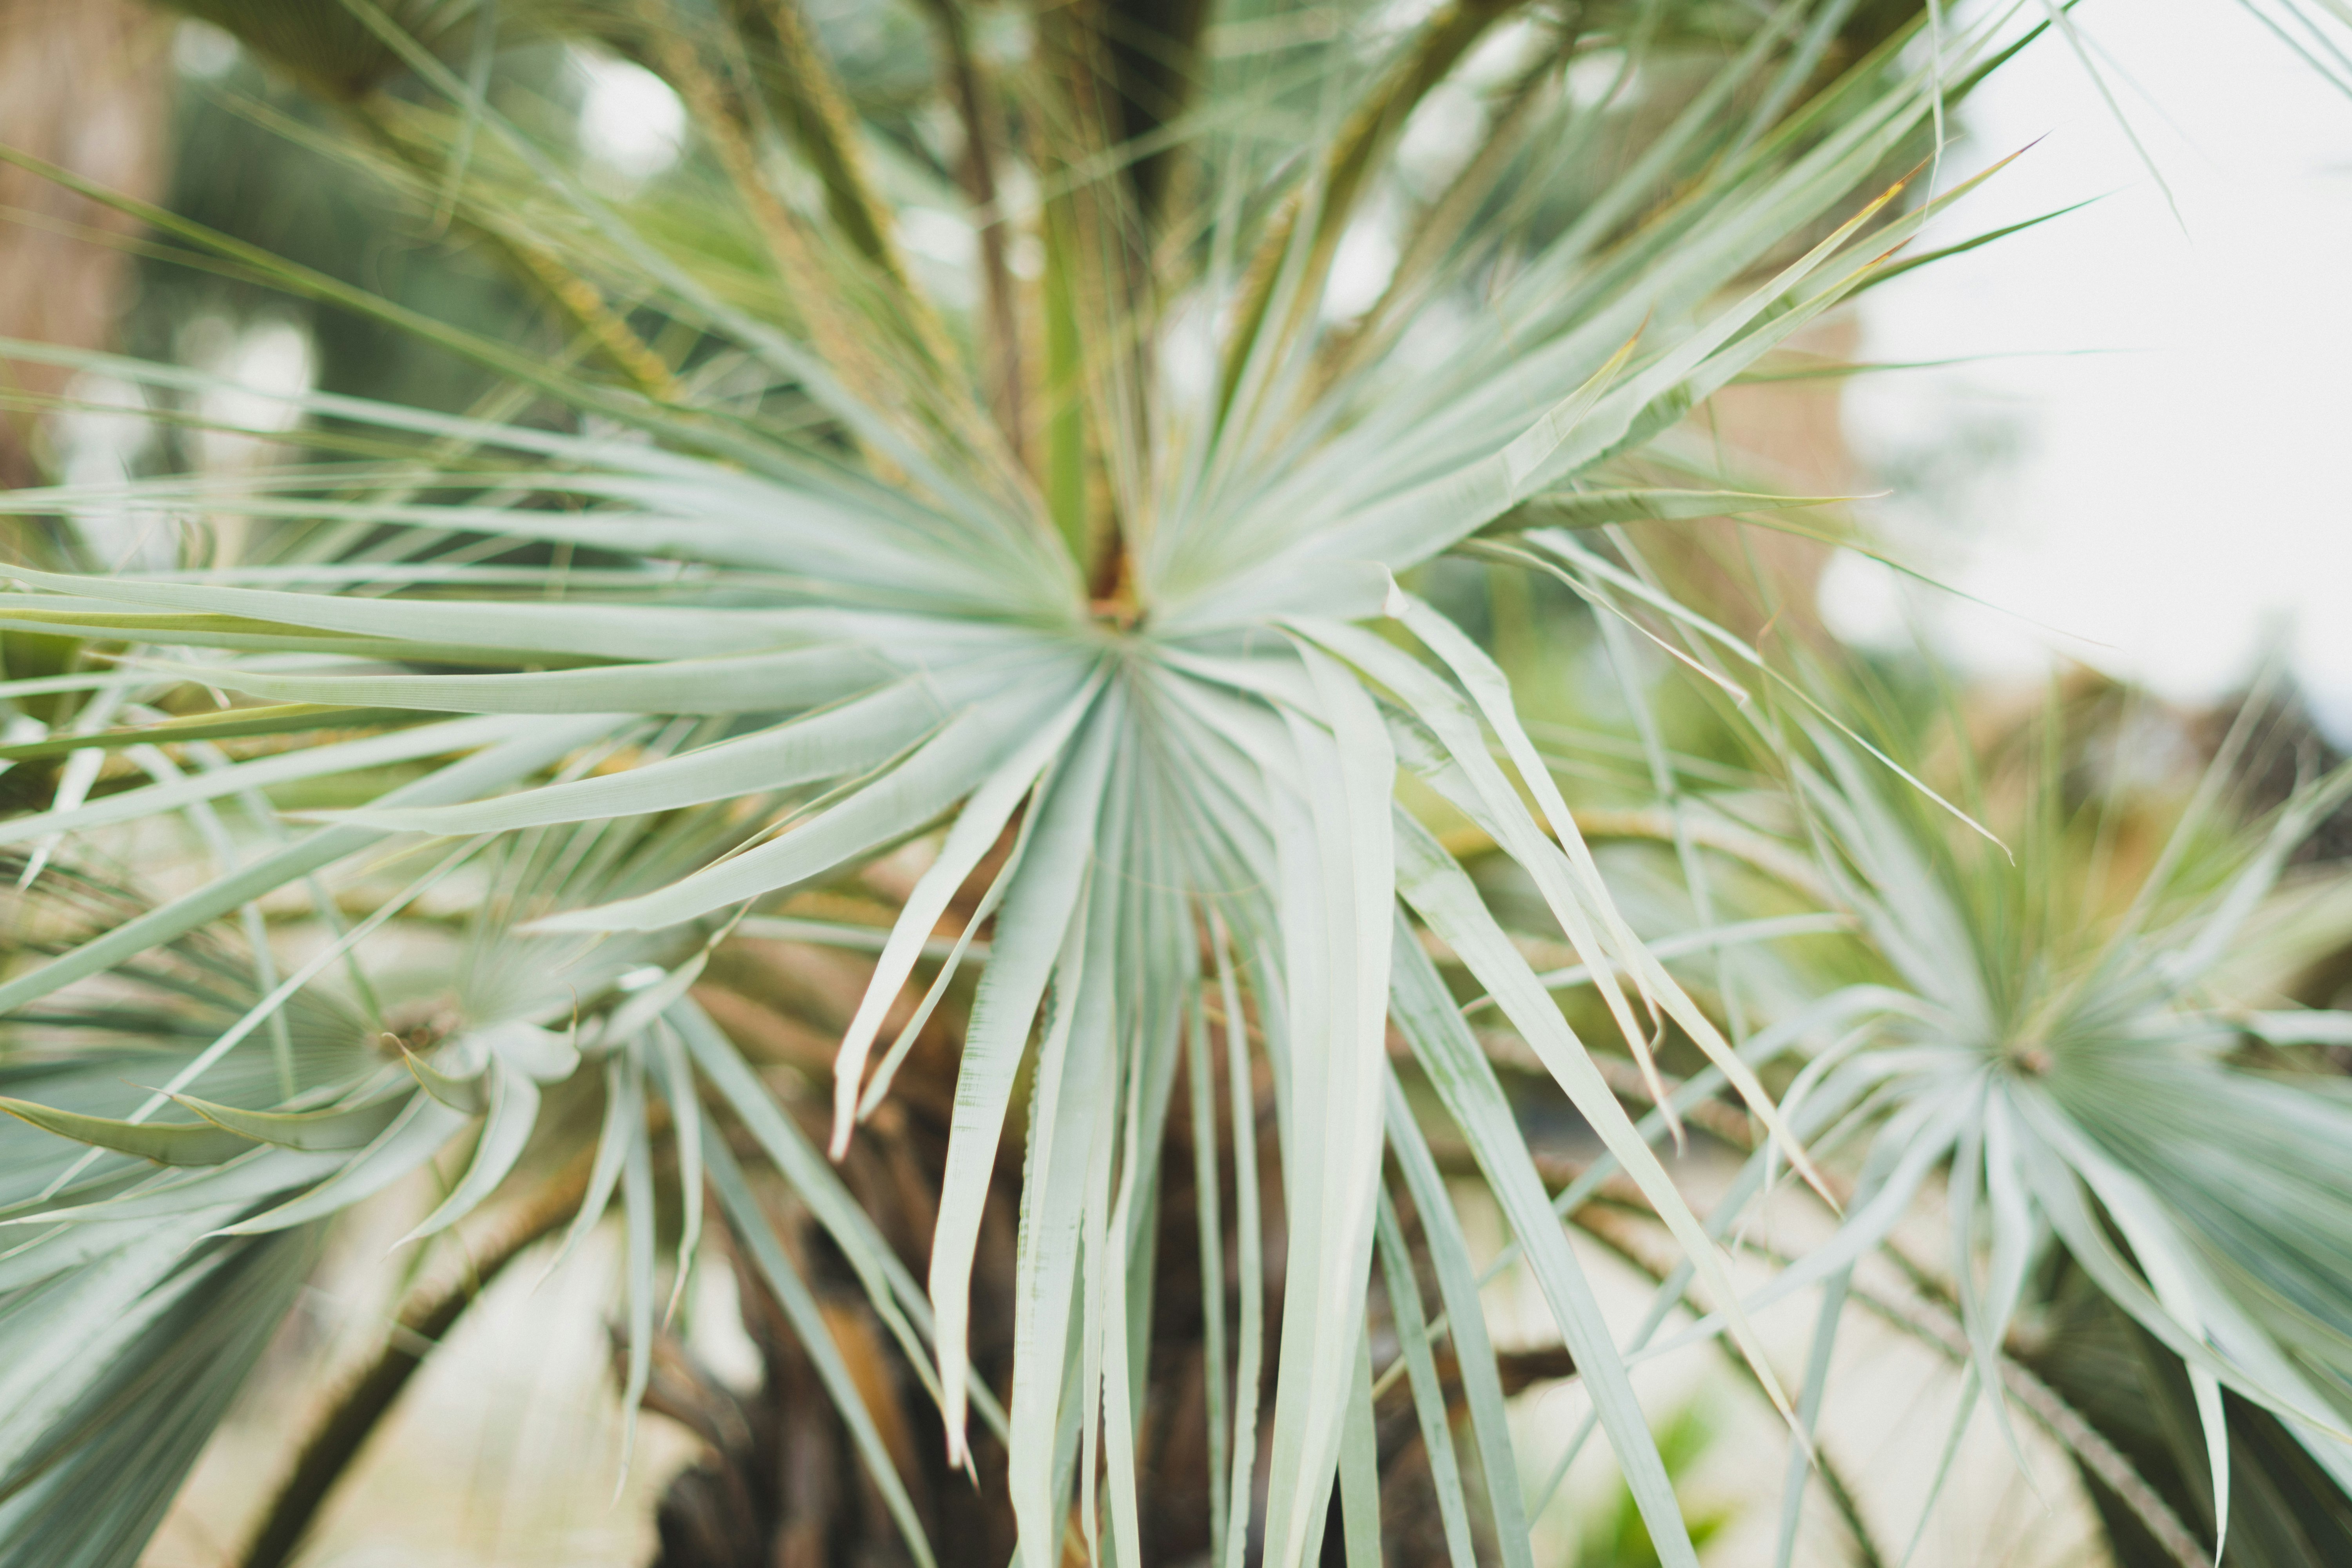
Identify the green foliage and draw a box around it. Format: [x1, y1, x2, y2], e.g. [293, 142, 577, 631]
[1, 1, 2350, 1564]
[1572, 1404, 1734, 1568]
[1758, 696, 2352, 1558]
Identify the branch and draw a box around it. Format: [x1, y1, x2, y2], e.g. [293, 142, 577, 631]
[1862, 1274, 2216, 1568]
[238, 1149, 599, 1568]
[1215, 0, 1526, 423]
[1440, 806, 1840, 908]
[1572, 1203, 1890, 1568]
[1579, 1205, 2214, 1568]
[350, 100, 677, 399]
[911, 0, 1024, 457]
[720, 0, 968, 390]
[729, 0, 911, 284]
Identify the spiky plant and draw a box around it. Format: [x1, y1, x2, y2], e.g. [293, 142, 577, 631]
[1762, 694, 2352, 1565]
[2, 1, 2351, 1565]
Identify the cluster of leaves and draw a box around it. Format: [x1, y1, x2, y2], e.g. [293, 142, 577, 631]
[2, 1, 2351, 1565]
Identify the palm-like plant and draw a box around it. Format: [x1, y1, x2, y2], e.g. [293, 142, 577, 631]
[1768, 695, 2352, 1564]
[2, 1, 2350, 1564]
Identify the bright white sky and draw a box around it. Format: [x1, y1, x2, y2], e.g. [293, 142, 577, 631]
[1824, 0, 2352, 735]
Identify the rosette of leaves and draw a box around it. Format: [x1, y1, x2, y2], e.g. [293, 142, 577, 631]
[0, 795, 962, 1563]
[1576, 691, 2352, 1567]
[3, 0, 2349, 1564]
[0, 854, 350, 1568]
[1405, 625, 2352, 1562]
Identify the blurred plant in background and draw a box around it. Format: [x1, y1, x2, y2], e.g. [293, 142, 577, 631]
[2, 2, 2351, 1566]
[1570, 1404, 1734, 1568]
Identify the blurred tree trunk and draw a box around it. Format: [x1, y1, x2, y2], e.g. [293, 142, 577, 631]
[0, 0, 169, 490]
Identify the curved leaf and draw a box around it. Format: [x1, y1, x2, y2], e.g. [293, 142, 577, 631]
[0, 1100, 252, 1169]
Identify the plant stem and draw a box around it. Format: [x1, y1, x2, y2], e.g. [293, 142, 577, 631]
[1572, 1204, 1892, 1568]
[1042, 196, 1091, 573]
[1440, 807, 1841, 908]
[913, 0, 1024, 457]
[721, 0, 965, 386]
[238, 1154, 596, 1568]
[1581, 1203, 2215, 1568]
[1867, 1276, 2217, 1568]
[350, 101, 677, 399]
[1215, 0, 1524, 424]
[730, 0, 908, 284]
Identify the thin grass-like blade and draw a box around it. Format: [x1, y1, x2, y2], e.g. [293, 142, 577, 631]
[702, 1129, 940, 1568]
[828, 674, 1105, 1153]
[1387, 915, 1696, 1566]
[535, 682, 1086, 932]
[214, 1095, 471, 1236]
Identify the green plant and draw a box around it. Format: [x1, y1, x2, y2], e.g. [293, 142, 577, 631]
[1, 2, 2350, 1566]
[1763, 691, 2352, 1565]
[1572, 1402, 1735, 1567]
